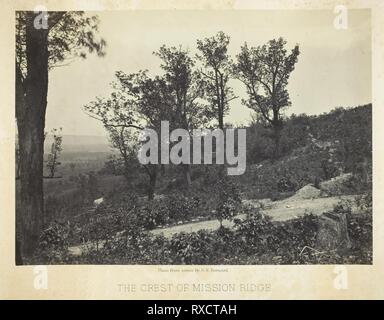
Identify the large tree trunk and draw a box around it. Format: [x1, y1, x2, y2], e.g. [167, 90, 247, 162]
[16, 13, 49, 259]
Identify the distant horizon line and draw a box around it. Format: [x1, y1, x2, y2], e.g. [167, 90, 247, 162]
[47, 102, 372, 137]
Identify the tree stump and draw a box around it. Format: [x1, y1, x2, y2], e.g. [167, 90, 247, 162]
[316, 211, 351, 252]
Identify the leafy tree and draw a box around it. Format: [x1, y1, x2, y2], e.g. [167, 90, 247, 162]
[214, 178, 241, 227]
[233, 38, 300, 159]
[154, 45, 208, 186]
[85, 71, 171, 200]
[108, 126, 138, 178]
[45, 128, 63, 178]
[15, 11, 106, 259]
[196, 31, 237, 130]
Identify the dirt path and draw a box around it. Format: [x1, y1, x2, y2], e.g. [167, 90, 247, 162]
[151, 195, 357, 238]
[68, 194, 358, 256]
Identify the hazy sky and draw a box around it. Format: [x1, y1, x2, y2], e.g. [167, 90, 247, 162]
[45, 9, 371, 136]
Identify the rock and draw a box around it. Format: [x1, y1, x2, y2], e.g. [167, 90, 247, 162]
[316, 211, 351, 252]
[93, 197, 104, 206]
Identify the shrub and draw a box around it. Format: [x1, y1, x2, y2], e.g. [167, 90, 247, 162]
[233, 212, 275, 254]
[355, 192, 372, 214]
[34, 221, 73, 264]
[277, 176, 297, 192]
[136, 202, 170, 230]
[168, 228, 242, 264]
[214, 178, 242, 226]
[131, 193, 201, 230]
[82, 226, 171, 264]
[102, 229, 171, 264]
[164, 193, 200, 222]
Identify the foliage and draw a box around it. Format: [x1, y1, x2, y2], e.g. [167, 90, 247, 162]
[214, 178, 242, 225]
[34, 221, 73, 264]
[37, 193, 372, 265]
[164, 194, 200, 222]
[154, 45, 209, 130]
[16, 11, 106, 75]
[245, 105, 372, 173]
[169, 231, 219, 264]
[233, 38, 300, 158]
[15, 10, 106, 259]
[133, 193, 201, 229]
[347, 212, 372, 252]
[99, 154, 126, 176]
[241, 147, 329, 199]
[196, 31, 236, 129]
[135, 202, 170, 230]
[76, 172, 100, 201]
[355, 192, 372, 214]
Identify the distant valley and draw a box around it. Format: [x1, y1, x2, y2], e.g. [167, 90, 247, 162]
[44, 134, 112, 153]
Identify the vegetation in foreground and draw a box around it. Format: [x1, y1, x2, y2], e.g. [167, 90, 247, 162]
[33, 191, 372, 265]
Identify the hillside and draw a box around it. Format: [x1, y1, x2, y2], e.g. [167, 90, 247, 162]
[26, 104, 372, 265]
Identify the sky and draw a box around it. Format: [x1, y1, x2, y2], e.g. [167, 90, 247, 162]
[45, 9, 371, 136]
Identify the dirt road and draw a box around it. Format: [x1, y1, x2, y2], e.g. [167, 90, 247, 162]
[151, 195, 357, 238]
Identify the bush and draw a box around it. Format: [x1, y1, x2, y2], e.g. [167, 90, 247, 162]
[132, 193, 201, 230]
[214, 178, 242, 226]
[82, 227, 171, 264]
[232, 212, 319, 263]
[168, 227, 245, 264]
[164, 193, 200, 222]
[136, 202, 170, 229]
[277, 176, 297, 192]
[355, 192, 372, 213]
[33, 221, 73, 264]
[169, 231, 217, 264]
[102, 229, 171, 264]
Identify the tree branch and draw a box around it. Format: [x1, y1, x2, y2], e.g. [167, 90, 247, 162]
[85, 112, 144, 130]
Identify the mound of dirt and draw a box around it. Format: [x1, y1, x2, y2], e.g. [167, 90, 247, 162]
[288, 184, 322, 201]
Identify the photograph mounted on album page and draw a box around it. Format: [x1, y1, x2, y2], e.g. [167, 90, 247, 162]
[0, 0, 383, 299]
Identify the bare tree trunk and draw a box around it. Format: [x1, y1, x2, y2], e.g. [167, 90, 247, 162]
[272, 111, 282, 161]
[16, 14, 49, 258]
[183, 164, 192, 187]
[273, 127, 280, 161]
[48, 149, 58, 178]
[218, 112, 224, 130]
[147, 165, 157, 201]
